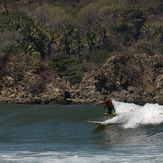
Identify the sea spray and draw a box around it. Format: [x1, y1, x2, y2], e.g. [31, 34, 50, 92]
[105, 101, 163, 128]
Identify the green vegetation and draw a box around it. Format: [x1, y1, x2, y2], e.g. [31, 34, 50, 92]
[0, 0, 163, 84]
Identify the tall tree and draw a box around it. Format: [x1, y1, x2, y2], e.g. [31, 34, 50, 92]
[122, 6, 147, 39]
[78, 3, 102, 34]
[85, 30, 98, 63]
[5, 11, 48, 60]
[142, 25, 152, 41]
[59, 23, 76, 55]
[98, 27, 110, 61]
[154, 25, 163, 43]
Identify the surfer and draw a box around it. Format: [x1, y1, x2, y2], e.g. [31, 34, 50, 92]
[96, 96, 116, 120]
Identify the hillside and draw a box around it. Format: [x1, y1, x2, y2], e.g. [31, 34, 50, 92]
[0, 0, 163, 105]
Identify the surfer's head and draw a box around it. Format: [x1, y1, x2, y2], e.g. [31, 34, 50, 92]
[103, 95, 107, 101]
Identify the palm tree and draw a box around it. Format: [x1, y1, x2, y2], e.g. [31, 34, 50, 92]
[142, 25, 152, 41]
[60, 23, 75, 55]
[85, 30, 97, 63]
[16, 18, 47, 60]
[99, 27, 110, 61]
[73, 36, 84, 63]
[154, 25, 163, 43]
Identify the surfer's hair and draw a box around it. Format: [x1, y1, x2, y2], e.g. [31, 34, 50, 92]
[103, 96, 107, 100]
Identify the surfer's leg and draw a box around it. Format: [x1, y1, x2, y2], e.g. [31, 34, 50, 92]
[105, 112, 110, 120]
[112, 109, 116, 116]
[104, 113, 108, 120]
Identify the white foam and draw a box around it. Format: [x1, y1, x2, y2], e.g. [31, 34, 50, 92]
[1, 150, 163, 163]
[103, 101, 163, 128]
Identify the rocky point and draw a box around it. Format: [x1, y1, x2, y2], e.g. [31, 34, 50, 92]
[0, 53, 163, 105]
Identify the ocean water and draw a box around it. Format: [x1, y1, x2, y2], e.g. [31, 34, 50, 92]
[0, 101, 163, 163]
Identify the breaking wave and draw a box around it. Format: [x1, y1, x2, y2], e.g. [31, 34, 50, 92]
[103, 100, 163, 128]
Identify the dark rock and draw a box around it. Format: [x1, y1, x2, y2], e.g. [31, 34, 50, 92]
[72, 54, 163, 105]
[0, 53, 163, 105]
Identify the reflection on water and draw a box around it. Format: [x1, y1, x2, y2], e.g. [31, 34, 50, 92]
[92, 124, 163, 146]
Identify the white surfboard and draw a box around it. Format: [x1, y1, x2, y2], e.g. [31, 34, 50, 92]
[88, 119, 120, 126]
[88, 121, 103, 125]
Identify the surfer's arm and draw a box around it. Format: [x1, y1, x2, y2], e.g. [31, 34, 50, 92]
[102, 105, 106, 112]
[96, 102, 102, 105]
[96, 100, 106, 105]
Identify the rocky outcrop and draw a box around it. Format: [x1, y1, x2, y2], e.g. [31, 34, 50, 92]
[0, 53, 163, 105]
[71, 54, 163, 105]
[0, 54, 71, 104]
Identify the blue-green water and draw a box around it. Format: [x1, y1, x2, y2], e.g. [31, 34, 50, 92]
[0, 101, 163, 162]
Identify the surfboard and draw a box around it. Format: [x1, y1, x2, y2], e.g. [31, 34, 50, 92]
[88, 115, 119, 126]
[88, 121, 103, 125]
[88, 119, 119, 126]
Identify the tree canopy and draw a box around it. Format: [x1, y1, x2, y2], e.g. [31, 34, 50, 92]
[0, 0, 163, 84]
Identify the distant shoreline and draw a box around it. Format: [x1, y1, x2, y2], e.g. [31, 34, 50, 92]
[0, 96, 162, 106]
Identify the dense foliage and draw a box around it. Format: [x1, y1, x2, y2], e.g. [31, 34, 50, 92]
[0, 0, 163, 84]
